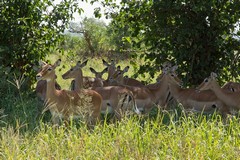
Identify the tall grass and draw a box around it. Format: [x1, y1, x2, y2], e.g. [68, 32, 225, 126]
[0, 108, 240, 159]
[1, 54, 240, 159]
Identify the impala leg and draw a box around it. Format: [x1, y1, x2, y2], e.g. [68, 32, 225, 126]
[91, 113, 100, 126]
[51, 114, 60, 126]
[114, 109, 124, 121]
[87, 107, 101, 128]
[143, 104, 154, 114]
[218, 104, 231, 119]
[113, 98, 123, 121]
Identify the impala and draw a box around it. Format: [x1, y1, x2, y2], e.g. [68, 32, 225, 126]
[34, 65, 61, 101]
[156, 61, 173, 82]
[62, 61, 139, 120]
[197, 72, 240, 112]
[70, 78, 96, 90]
[110, 65, 145, 87]
[36, 59, 102, 126]
[102, 59, 116, 80]
[35, 79, 61, 101]
[89, 67, 108, 87]
[70, 60, 110, 89]
[166, 67, 229, 115]
[109, 65, 175, 112]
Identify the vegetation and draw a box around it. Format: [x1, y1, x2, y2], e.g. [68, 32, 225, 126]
[68, 18, 110, 57]
[1, 94, 240, 159]
[93, 0, 240, 85]
[0, 57, 239, 159]
[0, 0, 80, 87]
[1, 0, 240, 159]
[63, 17, 132, 60]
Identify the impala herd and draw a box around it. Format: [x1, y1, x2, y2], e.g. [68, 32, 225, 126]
[35, 59, 240, 126]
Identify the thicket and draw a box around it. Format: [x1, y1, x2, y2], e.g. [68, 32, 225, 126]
[0, 0, 80, 90]
[62, 17, 132, 60]
[92, 0, 240, 85]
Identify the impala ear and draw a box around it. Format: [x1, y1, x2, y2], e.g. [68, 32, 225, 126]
[102, 67, 108, 74]
[102, 59, 108, 66]
[123, 66, 129, 73]
[76, 61, 81, 68]
[76, 60, 88, 68]
[90, 67, 97, 74]
[117, 65, 121, 71]
[80, 59, 88, 68]
[171, 65, 178, 72]
[210, 72, 217, 79]
[39, 60, 47, 67]
[52, 59, 61, 69]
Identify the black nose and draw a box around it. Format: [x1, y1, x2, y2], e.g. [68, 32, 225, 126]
[212, 104, 217, 109]
[36, 75, 41, 80]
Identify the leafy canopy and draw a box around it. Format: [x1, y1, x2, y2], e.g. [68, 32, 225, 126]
[92, 0, 240, 85]
[0, 0, 81, 87]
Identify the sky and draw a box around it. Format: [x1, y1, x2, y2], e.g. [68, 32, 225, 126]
[72, 1, 112, 24]
[54, 0, 117, 24]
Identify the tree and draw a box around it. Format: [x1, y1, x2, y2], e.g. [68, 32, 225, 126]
[92, 0, 240, 85]
[0, 0, 81, 88]
[69, 17, 111, 57]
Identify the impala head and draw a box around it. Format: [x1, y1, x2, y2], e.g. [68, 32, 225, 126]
[197, 72, 218, 91]
[36, 59, 61, 81]
[102, 59, 116, 79]
[166, 65, 182, 86]
[162, 61, 172, 70]
[62, 60, 88, 79]
[222, 81, 240, 92]
[109, 65, 129, 84]
[90, 67, 108, 79]
[156, 62, 172, 82]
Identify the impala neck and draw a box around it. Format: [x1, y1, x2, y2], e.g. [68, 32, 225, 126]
[45, 79, 58, 101]
[150, 76, 169, 105]
[168, 81, 182, 100]
[74, 72, 84, 92]
[107, 66, 115, 80]
[114, 75, 124, 85]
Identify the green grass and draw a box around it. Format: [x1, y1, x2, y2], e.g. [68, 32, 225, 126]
[0, 108, 240, 159]
[1, 53, 240, 159]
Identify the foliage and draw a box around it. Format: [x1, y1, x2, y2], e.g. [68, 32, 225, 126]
[67, 18, 109, 56]
[92, 0, 240, 85]
[106, 21, 133, 53]
[64, 17, 133, 59]
[0, 0, 81, 88]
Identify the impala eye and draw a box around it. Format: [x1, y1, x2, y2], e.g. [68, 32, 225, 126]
[48, 67, 52, 71]
[70, 68, 73, 71]
[204, 79, 208, 82]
